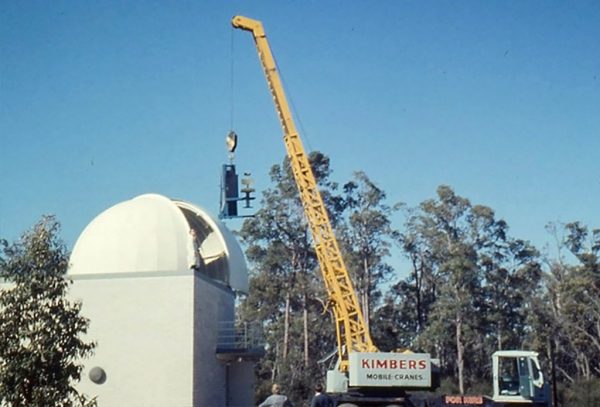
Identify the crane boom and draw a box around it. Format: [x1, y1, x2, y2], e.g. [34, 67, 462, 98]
[231, 15, 375, 371]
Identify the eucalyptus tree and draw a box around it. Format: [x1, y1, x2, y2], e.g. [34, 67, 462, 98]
[481, 236, 541, 352]
[337, 171, 398, 334]
[394, 186, 542, 393]
[0, 217, 96, 407]
[543, 222, 600, 383]
[397, 186, 483, 393]
[238, 152, 338, 403]
[393, 204, 440, 340]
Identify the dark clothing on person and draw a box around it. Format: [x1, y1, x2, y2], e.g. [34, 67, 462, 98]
[310, 392, 334, 407]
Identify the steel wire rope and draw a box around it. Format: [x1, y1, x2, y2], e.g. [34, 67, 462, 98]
[229, 26, 236, 131]
[270, 49, 314, 155]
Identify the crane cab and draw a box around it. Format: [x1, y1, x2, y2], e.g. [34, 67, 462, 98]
[492, 350, 550, 406]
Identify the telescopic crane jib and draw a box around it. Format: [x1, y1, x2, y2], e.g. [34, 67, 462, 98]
[231, 15, 376, 372]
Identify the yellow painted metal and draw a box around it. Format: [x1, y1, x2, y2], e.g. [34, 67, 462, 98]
[232, 15, 377, 371]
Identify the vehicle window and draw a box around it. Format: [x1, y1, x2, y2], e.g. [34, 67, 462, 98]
[531, 359, 541, 381]
[499, 358, 520, 395]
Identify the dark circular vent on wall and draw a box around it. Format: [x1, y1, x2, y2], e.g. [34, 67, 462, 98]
[89, 366, 107, 384]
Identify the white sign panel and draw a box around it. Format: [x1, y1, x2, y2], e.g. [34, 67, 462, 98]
[348, 352, 431, 388]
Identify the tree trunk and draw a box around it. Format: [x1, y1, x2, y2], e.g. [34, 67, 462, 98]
[456, 312, 465, 394]
[497, 323, 503, 350]
[304, 293, 309, 367]
[363, 257, 370, 333]
[283, 292, 290, 360]
[273, 343, 279, 381]
[413, 256, 423, 333]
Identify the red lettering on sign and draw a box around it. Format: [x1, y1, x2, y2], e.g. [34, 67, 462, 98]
[463, 396, 483, 404]
[375, 359, 388, 369]
[444, 395, 462, 403]
[359, 357, 429, 372]
[443, 395, 484, 405]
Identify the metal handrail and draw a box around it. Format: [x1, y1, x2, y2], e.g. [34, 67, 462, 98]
[217, 321, 263, 351]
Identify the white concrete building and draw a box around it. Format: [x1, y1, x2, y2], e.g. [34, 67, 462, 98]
[68, 194, 261, 407]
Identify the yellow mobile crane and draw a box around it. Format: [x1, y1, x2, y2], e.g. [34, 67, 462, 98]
[231, 16, 552, 407]
[232, 16, 434, 405]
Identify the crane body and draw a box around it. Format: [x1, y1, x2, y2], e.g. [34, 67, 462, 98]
[231, 15, 550, 407]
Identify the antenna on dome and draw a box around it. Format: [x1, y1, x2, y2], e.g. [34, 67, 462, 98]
[219, 131, 255, 219]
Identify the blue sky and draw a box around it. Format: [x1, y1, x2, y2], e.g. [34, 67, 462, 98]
[1, 1, 599, 270]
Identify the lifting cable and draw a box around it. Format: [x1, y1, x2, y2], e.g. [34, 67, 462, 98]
[273, 53, 314, 153]
[229, 26, 236, 132]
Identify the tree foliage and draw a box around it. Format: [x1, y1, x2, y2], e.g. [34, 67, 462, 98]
[338, 171, 398, 334]
[239, 153, 337, 404]
[239, 154, 399, 405]
[540, 222, 600, 384]
[0, 216, 95, 407]
[385, 186, 542, 393]
[239, 152, 599, 406]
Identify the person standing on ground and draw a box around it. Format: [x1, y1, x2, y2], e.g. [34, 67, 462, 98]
[310, 383, 334, 407]
[258, 383, 293, 407]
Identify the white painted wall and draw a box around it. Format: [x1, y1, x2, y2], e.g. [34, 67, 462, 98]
[71, 273, 195, 407]
[192, 275, 236, 406]
[70, 271, 254, 407]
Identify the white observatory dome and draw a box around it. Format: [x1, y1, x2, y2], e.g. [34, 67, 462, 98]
[69, 194, 248, 292]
